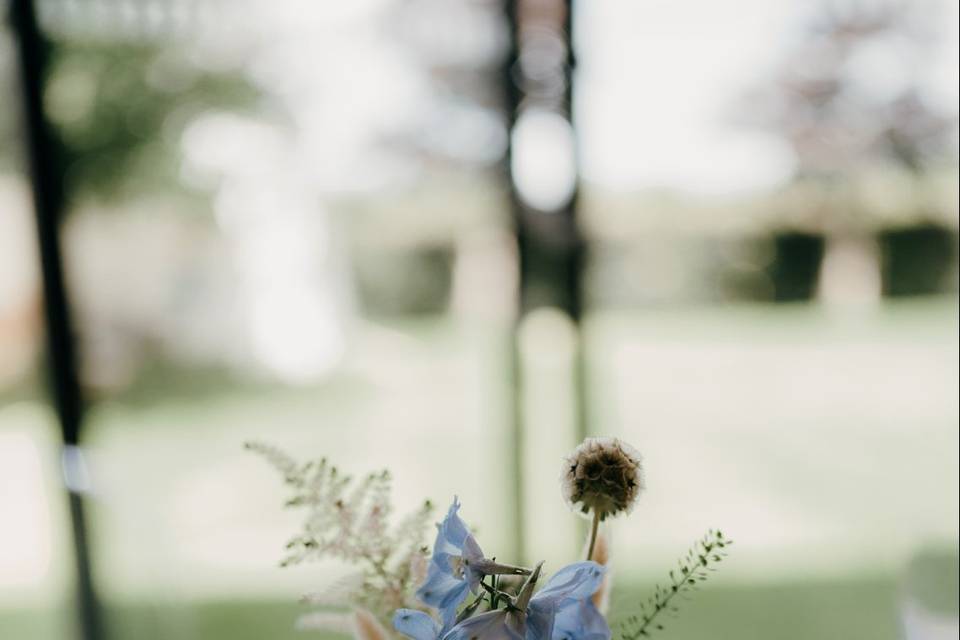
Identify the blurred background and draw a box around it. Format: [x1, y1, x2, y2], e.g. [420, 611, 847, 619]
[1, 0, 957, 639]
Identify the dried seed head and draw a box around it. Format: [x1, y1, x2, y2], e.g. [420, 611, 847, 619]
[561, 437, 644, 520]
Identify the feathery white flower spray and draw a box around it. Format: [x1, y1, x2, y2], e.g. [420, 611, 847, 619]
[252, 436, 733, 640]
[245, 442, 434, 628]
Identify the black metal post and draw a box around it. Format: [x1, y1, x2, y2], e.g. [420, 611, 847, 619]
[503, 0, 586, 563]
[8, 1, 105, 639]
[560, 0, 589, 451]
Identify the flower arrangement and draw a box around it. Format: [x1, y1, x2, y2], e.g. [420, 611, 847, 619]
[248, 437, 732, 640]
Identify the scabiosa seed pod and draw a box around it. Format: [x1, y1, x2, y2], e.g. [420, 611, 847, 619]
[561, 437, 644, 521]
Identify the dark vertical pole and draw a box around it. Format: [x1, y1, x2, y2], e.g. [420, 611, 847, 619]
[503, 0, 586, 563]
[561, 0, 589, 449]
[8, 2, 105, 640]
[501, 0, 527, 565]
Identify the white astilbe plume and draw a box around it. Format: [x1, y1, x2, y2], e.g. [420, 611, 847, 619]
[301, 572, 367, 608]
[246, 442, 434, 629]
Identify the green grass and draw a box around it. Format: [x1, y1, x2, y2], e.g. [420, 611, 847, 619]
[2, 300, 956, 638]
[608, 577, 901, 640]
[0, 576, 906, 640]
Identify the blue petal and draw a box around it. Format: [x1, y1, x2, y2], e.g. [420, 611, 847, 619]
[428, 498, 473, 568]
[526, 599, 557, 640]
[438, 497, 470, 550]
[432, 550, 462, 575]
[531, 562, 606, 605]
[445, 610, 524, 640]
[552, 600, 610, 640]
[462, 534, 485, 594]
[394, 610, 442, 640]
[416, 565, 471, 628]
[461, 533, 484, 564]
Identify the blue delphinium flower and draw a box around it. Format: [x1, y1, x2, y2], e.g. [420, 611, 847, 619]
[416, 498, 527, 629]
[394, 609, 444, 640]
[528, 562, 609, 640]
[445, 561, 610, 640]
[549, 596, 609, 640]
[415, 498, 483, 628]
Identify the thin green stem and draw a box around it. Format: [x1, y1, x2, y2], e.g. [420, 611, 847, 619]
[619, 530, 732, 640]
[586, 510, 601, 560]
[623, 569, 685, 639]
[479, 578, 514, 604]
[456, 593, 487, 624]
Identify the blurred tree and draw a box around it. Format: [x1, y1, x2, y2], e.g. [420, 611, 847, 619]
[738, 0, 957, 299]
[766, 232, 826, 302]
[745, 1, 954, 183]
[45, 41, 258, 205]
[880, 223, 957, 296]
[0, 33, 258, 205]
[353, 246, 454, 316]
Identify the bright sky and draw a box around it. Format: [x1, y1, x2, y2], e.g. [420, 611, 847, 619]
[575, 0, 960, 194]
[576, 0, 798, 193]
[174, 0, 960, 200]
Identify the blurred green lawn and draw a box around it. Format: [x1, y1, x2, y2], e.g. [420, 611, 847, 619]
[1, 300, 957, 639]
[0, 576, 908, 640]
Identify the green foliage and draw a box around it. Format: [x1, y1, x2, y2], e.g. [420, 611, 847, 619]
[45, 41, 259, 203]
[0, 575, 908, 640]
[618, 530, 733, 639]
